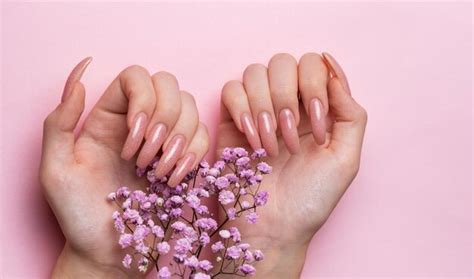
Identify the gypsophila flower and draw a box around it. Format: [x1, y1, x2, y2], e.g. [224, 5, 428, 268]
[198, 260, 213, 272]
[156, 241, 170, 255]
[254, 250, 264, 261]
[246, 212, 259, 224]
[194, 273, 211, 279]
[118, 233, 133, 248]
[219, 230, 231, 239]
[174, 238, 192, 254]
[239, 264, 256, 275]
[108, 147, 271, 277]
[256, 162, 272, 174]
[211, 241, 225, 253]
[158, 266, 171, 279]
[218, 190, 235, 205]
[226, 246, 242, 260]
[254, 191, 269, 206]
[184, 256, 199, 269]
[227, 207, 237, 220]
[122, 254, 132, 269]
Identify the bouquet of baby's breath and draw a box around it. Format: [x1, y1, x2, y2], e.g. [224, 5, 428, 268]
[108, 147, 271, 278]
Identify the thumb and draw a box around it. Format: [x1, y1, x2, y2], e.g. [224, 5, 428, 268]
[40, 58, 91, 175]
[323, 53, 367, 169]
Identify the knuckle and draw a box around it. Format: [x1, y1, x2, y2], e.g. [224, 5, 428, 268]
[270, 53, 297, 64]
[43, 111, 58, 131]
[244, 63, 266, 75]
[354, 105, 368, 124]
[122, 64, 149, 76]
[222, 80, 242, 99]
[152, 71, 178, 84]
[180, 90, 196, 105]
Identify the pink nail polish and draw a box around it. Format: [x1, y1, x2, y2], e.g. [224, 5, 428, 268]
[258, 111, 279, 156]
[309, 98, 327, 145]
[62, 57, 93, 102]
[155, 134, 186, 177]
[168, 153, 196, 187]
[121, 112, 147, 160]
[279, 109, 300, 154]
[136, 123, 167, 168]
[240, 113, 262, 151]
[322, 52, 351, 95]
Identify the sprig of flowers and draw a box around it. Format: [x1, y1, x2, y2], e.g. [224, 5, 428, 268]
[107, 147, 271, 278]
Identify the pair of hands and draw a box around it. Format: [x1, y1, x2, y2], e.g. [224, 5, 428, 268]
[40, 52, 367, 278]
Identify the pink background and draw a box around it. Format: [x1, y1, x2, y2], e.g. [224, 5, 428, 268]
[1, 2, 472, 278]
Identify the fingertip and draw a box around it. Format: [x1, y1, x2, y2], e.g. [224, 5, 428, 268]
[62, 56, 93, 102]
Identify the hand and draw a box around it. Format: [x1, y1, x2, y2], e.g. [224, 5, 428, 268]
[216, 52, 367, 277]
[40, 58, 210, 278]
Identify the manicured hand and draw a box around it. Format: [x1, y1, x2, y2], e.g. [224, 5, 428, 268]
[40, 58, 209, 278]
[217, 52, 367, 278]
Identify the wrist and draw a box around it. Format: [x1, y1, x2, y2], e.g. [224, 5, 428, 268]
[245, 236, 310, 278]
[52, 243, 130, 279]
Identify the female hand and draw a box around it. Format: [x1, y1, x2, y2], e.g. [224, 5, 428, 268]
[40, 58, 210, 278]
[216, 52, 367, 278]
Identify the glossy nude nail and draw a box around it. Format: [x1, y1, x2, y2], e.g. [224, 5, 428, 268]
[240, 112, 262, 150]
[168, 153, 196, 187]
[121, 112, 147, 160]
[258, 111, 279, 156]
[279, 109, 300, 154]
[155, 134, 186, 177]
[62, 57, 93, 102]
[136, 123, 167, 168]
[322, 52, 351, 95]
[309, 98, 327, 145]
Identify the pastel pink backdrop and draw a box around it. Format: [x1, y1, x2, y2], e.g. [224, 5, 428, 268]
[1, 2, 472, 278]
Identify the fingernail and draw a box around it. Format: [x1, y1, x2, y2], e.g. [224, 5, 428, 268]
[62, 57, 93, 102]
[136, 123, 167, 168]
[155, 134, 186, 177]
[309, 98, 327, 145]
[258, 111, 279, 156]
[121, 112, 147, 160]
[240, 112, 262, 151]
[168, 153, 196, 187]
[322, 52, 351, 95]
[279, 109, 300, 154]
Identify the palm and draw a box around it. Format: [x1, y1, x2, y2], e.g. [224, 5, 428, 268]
[216, 114, 350, 245]
[48, 110, 147, 272]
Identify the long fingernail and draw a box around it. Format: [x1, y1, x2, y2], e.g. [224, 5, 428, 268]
[136, 123, 167, 168]
[121, 112, 147, 160]
[155, 134, 186, 177]
[62, 57, 93, 102]
[279, 109, 300, 154]
[309, 98, 326, 145]
[322, 52, 351, 95]
[240, 112, 262, 151]
[168, 153, 196, 187]
[258, 111, 279, 156]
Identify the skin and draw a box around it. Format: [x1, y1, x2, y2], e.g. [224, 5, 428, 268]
[41, 60, 209, 278]
[217, 52, 367, 278]
[45, 52, 367, 278]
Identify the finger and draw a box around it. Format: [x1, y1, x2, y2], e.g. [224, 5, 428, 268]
[268, 53, 300, 154]
[322, 52, 351, 95]
[155, 91, 199, 177]
[327, 76, 367, 170]
[243, 63, 278, 156]
[93, 65, 156, 160]
[298, 53, 329, 145]
[221, 80, 262, 151]
[136, 71, 181, 168]
[168, 123, 210, 187]
[41, 57, 91, 179]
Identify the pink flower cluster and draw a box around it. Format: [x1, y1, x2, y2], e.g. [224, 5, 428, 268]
[108, 147, 271, 278]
